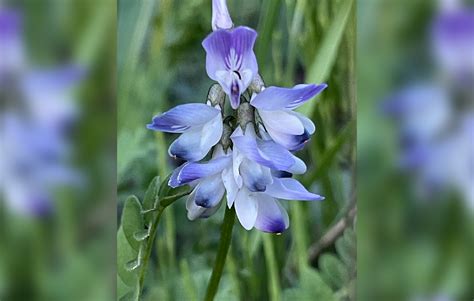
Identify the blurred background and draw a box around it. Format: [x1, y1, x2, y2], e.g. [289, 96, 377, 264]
[0, 0, 115, 300]
[358, 0, 473, 300]
[117, 0, 355, 300]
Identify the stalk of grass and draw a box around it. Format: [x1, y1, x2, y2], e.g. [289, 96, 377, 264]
[263, 235, 281, 301]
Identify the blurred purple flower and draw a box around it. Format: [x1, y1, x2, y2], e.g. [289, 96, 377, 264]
[0, 9, 83, 217]
[431, 6, 474, 78]
[0, 9, 24, 79]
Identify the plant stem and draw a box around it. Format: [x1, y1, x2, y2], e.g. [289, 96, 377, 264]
[263, 235, 281, 301]
[137, 206, 164, 300]
[204, 206, 236, 301]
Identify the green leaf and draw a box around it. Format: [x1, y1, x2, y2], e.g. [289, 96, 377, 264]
[143, 176, 160, 224]
[121, 195, 145, 252]
[117, 275, 132, 301]
[143, 176, 160, 210]
[117, 226, 139, 288]
[282, 267, 336, 301]
[335, 229, 357, 267]
[319, 254, 350, 290]
[299, 0, 354, 116]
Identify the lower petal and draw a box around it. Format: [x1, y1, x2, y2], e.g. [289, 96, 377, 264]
[234, 188, 258, 230]
[194, 175, 226, 208]
[254, 195, 289, 233]
[222, 167, 238, 207]
[168, 128, 210, 162]
[240, 159, 273, 192]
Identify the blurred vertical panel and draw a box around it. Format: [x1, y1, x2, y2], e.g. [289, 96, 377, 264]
[358, 0, 473, 300]
[0, 0, 116, 300]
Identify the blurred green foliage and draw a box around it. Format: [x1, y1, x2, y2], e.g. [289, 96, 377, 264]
[0, 0, 116, 300]
[358, 1, 473, 300]
[117, 0, 355, 300]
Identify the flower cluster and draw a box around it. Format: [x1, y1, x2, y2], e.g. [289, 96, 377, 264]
[0, 9, 82, 216]
[148, 0, 327, 232]
[384, 0, 474, 209]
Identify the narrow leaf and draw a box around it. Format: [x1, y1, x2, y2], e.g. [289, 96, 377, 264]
[299, 0, 354, 116]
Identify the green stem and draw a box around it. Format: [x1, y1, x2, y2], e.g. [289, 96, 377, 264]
[204, 206, 236, 301]
[263, 235, 281, 301]
[137, 206, 164, 299]
[292, 202, 308, 272]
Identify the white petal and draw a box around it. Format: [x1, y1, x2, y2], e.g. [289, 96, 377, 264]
[200, 113, 223, 149]
[222, 167, 238, 207]
[234, 189, 258, 230]
[259, 110, 305, 135]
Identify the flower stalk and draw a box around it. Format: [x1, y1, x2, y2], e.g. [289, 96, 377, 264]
[204, 205, 236, 301]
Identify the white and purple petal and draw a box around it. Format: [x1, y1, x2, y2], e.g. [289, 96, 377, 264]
[265, 177, 324, 201]
[147, 104, 220, 133]
[250, 84, 327, 110]
[231, 130, 295, 171]
[203, 26, 258, 109]
[254, 195, 289, 233]
[186, 189, 222, 220]
[239, 159, 273, 192]
[193, 174, 226, 208]
[172, 155, 231, 186]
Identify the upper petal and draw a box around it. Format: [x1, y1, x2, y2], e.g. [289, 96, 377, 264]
[147, 104, 220, 133]
[265, 177, 324, 201]
[254, 195, 289, 233]
[203, 26, 258, 98]
[251, 84, 327, 110]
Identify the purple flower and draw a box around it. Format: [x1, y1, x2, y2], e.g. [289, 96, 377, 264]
[431, 7, 474, 76]
[173, 146, 231, 220]
[147, 103, 223, 161]
[148, 0, 327, 233]
[203, 26, 258, 109]
[250, 84, 327, 150]
[212, 0, 233, 31]
[1, 114, 79, 217]
[0, 9, 24, 79]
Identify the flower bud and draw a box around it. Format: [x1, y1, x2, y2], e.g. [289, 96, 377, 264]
[212, 0, 233, 31]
